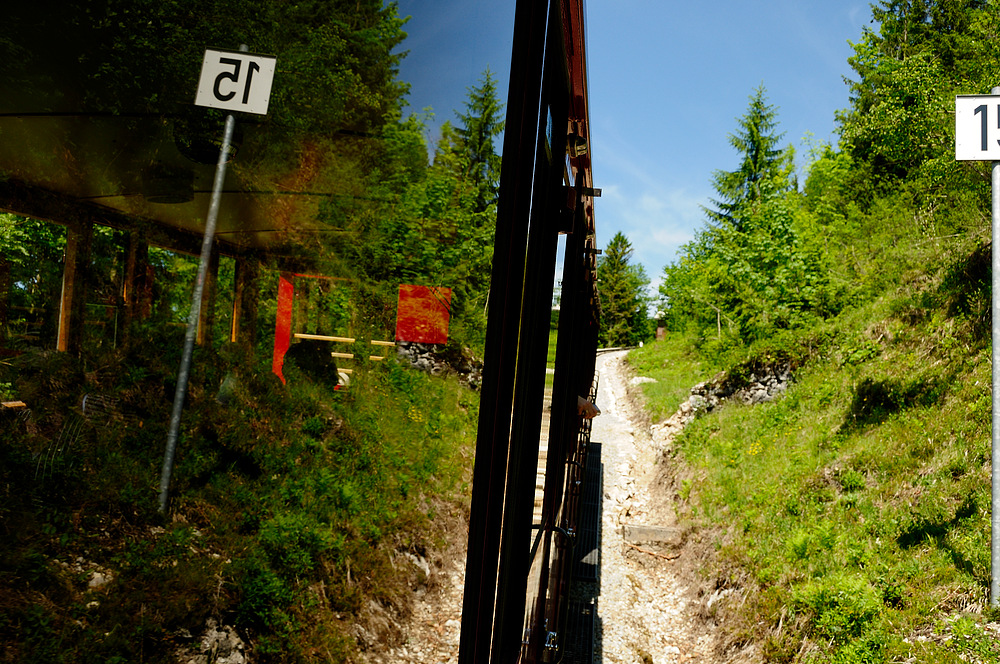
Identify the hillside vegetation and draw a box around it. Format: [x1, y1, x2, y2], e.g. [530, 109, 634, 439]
[0, 3, 504, 662]
[631, 1, 1000, 662]
[1, 334, 479, 663]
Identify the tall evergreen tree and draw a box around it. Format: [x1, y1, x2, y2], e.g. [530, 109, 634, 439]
[454, 68, 505, 214]
[365, 70, 505, 348]
[660, 85, 835, 346]
[707, 84, 794, 230]
[597, 232, 650, 347]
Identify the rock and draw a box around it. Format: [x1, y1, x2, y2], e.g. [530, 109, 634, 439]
[396, 342, 483, 389]
[405, 552, 431, 581]
[197, 619, 247, 664]
[622, 524, 682, 546]
[87, 571, 111, 589]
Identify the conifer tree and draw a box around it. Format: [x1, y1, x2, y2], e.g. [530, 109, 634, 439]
[597, 232, 650, 347]
[455, 68, 505, 214]
[707, 84, 793, 230]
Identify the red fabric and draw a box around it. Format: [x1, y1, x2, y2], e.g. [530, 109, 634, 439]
[272, 272, 295, 383]
[395, 285, 451, 344]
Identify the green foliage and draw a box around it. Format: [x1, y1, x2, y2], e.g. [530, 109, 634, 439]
[661, 2, 1000, 366]
[795, 573, 882, 644]
[0, 315, 478, 662]
[0, 3, 494, 662]
[0, 214, 66, 345]
[48, 0, 409, 133]
[640, 18, 1000, 637]
[357, 68, 503, 351]
[234, 555, 296, 630]
[840, 0, 1000, 185]
[660, 87, 839, 354]
[626, 331, 718, 421]
[661, 192, 837, 352]
[597, 232, 651, 347]
[454, 68, 505, 214]
[706, 84, 795, 229]
[639, 272, 993, 661]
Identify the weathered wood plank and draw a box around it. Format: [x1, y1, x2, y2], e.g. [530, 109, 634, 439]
[621, 524, 681, 546]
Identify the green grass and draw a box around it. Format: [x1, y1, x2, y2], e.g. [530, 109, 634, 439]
[0, 332, 478, 663]
[625, 330, 720, 421]
[632, 284, 996, 663]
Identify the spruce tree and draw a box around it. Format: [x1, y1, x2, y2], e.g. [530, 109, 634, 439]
[597, 232, 650, 347]
[706, 84, 793, 230]
[455, 68, 505, 214]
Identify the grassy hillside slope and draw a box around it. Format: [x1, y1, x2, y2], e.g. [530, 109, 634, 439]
[631, 4, 1000, 660]
[628, 238, 1000, 661]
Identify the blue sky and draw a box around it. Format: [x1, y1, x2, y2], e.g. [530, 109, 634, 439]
[394, 0, 515, 146]
[395, 1, 871, 294]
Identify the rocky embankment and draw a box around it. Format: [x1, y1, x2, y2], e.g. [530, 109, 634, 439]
[396, 342, 483, 389]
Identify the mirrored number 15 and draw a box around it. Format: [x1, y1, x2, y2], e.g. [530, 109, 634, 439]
[213, 57, 261, 105]
[973, 104, 1000, 151]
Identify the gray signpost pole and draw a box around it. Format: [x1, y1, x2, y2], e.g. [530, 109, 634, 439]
[158, 45, 252, 514]
[157, 110, 237, 514]
[956, 87, 1000, 607]
[992, 85, 1000, 608]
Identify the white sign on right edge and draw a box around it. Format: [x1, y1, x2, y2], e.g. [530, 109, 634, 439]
[956, 95, 1000, 161]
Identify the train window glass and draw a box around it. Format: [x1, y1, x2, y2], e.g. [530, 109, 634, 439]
[395, 2, 516, 160]
[0, 4, 557, 660]
[0, 2, 517, 352]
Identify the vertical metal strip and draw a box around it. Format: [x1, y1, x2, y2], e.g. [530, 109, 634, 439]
[458, 2, 550, 661]
[492, 66, 567, 660]
[528, 200, 585, 661]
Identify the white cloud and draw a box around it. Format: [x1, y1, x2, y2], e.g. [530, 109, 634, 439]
[595, 177, 705, 276]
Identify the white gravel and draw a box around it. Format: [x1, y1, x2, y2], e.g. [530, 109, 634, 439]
[592, 350, 717, 664]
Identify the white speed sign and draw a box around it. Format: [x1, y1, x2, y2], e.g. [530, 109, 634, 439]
[956, 95, 1000, 161]
[195, 48, 277, 115]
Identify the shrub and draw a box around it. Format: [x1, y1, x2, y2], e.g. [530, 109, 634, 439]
[258, 512, 337, 577]
[795, 573, 882, 644]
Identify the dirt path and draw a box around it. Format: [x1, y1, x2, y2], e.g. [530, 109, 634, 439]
[373, 350, 720, 664]
[593, 350, 718, 664]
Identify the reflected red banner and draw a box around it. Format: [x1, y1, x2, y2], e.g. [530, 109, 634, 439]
[395, 285, 451, 344]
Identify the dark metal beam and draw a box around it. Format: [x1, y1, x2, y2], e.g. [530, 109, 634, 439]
[458, 0, 551, 660]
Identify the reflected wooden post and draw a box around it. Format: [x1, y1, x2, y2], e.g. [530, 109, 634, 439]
[57, 220, 93, 354]
[231, 256, 259, 349]
[0, 257, 9, 343]
[196, 248, 219, 346]
[121, 231, 151, 346]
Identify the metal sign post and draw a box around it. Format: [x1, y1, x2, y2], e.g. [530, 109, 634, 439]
[158, 44, 275, 514]
[956, 87, 1000, 607]
[993, 133, 1000, 609]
